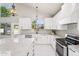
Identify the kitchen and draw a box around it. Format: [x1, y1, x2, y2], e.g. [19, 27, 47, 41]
[0, 3, 79, 56]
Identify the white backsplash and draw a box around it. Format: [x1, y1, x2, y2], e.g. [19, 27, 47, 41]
[56, 23, 79, 37]
[20, 29, 52, 35]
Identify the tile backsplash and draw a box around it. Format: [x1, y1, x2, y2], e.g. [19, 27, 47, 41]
[21, 29, 52, 34]
[56, 23, 79, 37]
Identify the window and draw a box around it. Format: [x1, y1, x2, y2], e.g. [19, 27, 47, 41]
[32, 18, 44, 29]
[0, 3, 13, 17]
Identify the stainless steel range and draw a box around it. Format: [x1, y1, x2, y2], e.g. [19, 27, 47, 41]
[56, 34, 79, 56]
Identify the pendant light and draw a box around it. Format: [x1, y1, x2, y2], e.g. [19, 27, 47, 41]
[35, 6, 38, 29]
[11, 3, 16, 16]
[36, 6, 38, 19]
[35, 6, 39, 34]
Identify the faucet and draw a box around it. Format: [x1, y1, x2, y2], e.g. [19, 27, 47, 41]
[36, 28, 39, 34]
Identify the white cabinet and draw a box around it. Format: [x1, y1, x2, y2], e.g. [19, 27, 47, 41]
[36, 35, 51, 44]
[77, 20, 79, 30]
[59, 17, 71, 25]
[69, 48, 79, 56]
[19, 18, 32, 29]
[0, 29, 4, 33]
[52, 19, 57, 29]
[59, 17, 77, 25]
[57, 24, 67, 30]
[78, 22, 79, 30]
[74, 4, 79, 31]
[44, 18, 53, 29]
[61, 4, 75, 18]
[50, 38, 56, 49]
[71, 4, 79, 21]
[59, 4, 78, 25]
[12, 23, 20, 34]
[52, 9, 67, 30]
[53, 18, 67, 30]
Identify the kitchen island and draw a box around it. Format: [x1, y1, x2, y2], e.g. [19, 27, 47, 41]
[0, 34, 62, 56]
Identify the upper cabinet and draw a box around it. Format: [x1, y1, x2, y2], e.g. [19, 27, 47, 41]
[44, 18, 67, 30]
[52, 9, 67, 30]
[11, 23, 20, 34]
[19, 18, 32, 29]
[44, 18, 59, 29]
[52, 3, 79, 30]
[44, 18, 53, 29]
[59, 17, 77, 25]
[59, 4, 78, 25]
[61, 4, 75, 18]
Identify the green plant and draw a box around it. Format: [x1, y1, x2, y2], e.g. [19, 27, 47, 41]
[0, 6, 11, 17]
[32, 20, 36, 29]
[0, 7, 1, 17]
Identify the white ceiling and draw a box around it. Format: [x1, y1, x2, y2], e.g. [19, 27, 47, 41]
[15, 3, 63, 18]
[23, 3, 63, 16]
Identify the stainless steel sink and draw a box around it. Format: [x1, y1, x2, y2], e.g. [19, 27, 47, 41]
[25, 35, 32, 38]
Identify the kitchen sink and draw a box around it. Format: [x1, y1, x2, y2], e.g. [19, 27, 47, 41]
[25, 35, 32, 38]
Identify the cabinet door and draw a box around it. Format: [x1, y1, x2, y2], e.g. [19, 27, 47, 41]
[37, 36, 50, 44]
[58, 4, 77, 25]
[61, 4, 75, 18]
[78, 22, 79, 30]
[52, 19, 57, 29]
[69, 48, 79, 56]
[57, 24, 67, 30]
[44, 18, 53, 29]
[19, 18, 32, 29]
[50, 38, 56, 49]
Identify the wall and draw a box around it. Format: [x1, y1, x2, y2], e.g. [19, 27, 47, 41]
[56, 23, 79, 37]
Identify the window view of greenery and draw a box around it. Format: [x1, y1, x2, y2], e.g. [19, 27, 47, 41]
[0, 6, 1, 17]
[0, 4, 12, 17]
[0, 23, 11, 35]
[32, 19, 44, 29]
[32, 20, 36, 29]
[1, 6, 11, 17]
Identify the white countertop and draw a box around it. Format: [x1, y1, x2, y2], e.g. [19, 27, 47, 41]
[0, 38, 34, 56]
[0, 34, 63, 56]
[68, 45, 79, 53]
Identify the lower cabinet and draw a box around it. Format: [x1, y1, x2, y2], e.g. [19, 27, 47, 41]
[28, 44, 33, 56]
[50, 37, 56, 50]
[69, 48, 79, 56]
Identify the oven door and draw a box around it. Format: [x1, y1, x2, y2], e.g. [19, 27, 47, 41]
[56, 41, 67, 56]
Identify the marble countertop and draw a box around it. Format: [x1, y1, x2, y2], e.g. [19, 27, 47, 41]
[0, 34, 63, 56]
[0, 34, 63, 40]
[0, 38, 34, 56]
[68, 45, 79, 53]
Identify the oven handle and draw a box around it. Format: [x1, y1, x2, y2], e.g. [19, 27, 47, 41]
[56, 41, 66, 48]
